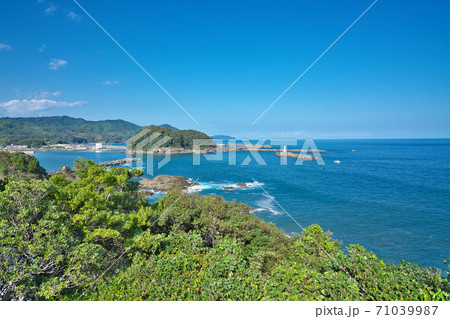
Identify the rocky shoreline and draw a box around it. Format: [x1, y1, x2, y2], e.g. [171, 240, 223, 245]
[138, 175, 260, 196]
[139, 174, 198, 192]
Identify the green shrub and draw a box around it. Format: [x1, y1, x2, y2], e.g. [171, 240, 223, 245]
[0, 158, 448, 301]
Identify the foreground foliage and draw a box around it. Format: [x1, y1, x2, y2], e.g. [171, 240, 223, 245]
[0, 151, 47, 180]
[0, 159, 448, 300]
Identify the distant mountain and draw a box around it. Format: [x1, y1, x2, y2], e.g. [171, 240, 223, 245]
[159, 124, 179, 131]
[212, 135, 236, 139]
[0, 116, 141, 147]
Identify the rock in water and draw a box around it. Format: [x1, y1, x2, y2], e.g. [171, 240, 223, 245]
[139, 174, 198, 192]
[138, 190, 155, 198]
[222, 186, 236, 190]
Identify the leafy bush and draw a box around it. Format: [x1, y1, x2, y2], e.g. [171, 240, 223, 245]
[0, 151, 46, 179]
[0, 158, 448, 301]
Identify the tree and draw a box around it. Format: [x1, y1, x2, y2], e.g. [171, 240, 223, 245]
[0, 159, 146, 300]
[0, 179, 73, 300]
[0, 158, 448, 301]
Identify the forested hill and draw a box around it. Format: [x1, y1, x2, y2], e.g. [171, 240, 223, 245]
[0, 151, 46, 180]
[129, 125, 214, 150]
[159, 124, 179, 131]
[0, 116, 142, 147]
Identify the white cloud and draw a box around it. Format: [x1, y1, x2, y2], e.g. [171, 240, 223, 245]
[34, 90, 61, 99]
[102, 80, 119, 85]
[38, 44, 46, 53]
[0, 43, 12, 51]
[0, 99, 87, 115]
[45, 4, 57, 15]
[67, 11, 81, 22]
[49, 58, 67, 70]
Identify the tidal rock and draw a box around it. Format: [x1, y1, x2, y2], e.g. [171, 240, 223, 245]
[139, 174, 197, 192]
[222, 186, 236, 190]
[138, 190, 155, 197]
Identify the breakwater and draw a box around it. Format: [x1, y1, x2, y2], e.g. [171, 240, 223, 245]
[97, 158, 141, 167]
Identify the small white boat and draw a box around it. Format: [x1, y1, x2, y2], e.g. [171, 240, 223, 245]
[352, 150, 355, 152]
[334, 160, 341, 164]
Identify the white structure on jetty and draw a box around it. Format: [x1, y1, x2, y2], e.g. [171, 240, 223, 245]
[95, 143, 103, 150]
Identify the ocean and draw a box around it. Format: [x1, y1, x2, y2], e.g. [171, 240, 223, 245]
[34, 139, 450, 270]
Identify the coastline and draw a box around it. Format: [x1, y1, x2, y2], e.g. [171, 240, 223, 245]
[125, 144, 328, 157]
[29, 139, 450, 270]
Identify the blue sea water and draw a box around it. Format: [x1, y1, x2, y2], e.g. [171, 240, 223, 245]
[34, 139, 450, 270]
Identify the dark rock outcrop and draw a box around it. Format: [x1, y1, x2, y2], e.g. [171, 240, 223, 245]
[51, 165, 76, 180]
[138, 190, 155, 198]
[222, 186, 235, 190]
[139, 175, 198, 192]
[221, 183, 251, 190]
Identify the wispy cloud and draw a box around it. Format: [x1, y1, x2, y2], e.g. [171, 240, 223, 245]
[45, 4, 57, 15]
[0, 43, 12, 51]
[49, 58, 67, 70]
[38, 44, 46, 53]
[34, 90, 61, 99]
[67, 11, 81, 22]
[0, 99, 87, 115]
[101, 80, 119, 86]
[15, 89, 62, 100]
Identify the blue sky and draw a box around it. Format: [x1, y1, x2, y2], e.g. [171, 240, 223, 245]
[0, 0, 449, 138]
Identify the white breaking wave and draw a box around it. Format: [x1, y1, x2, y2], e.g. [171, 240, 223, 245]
[187, 183, 214, 193]
[254, 194, 283, 215]
[140, 188, 164, 196]
[188, 180, 263, 193]
[140, 180, 260, 195]
[221, 181, 263, 189]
